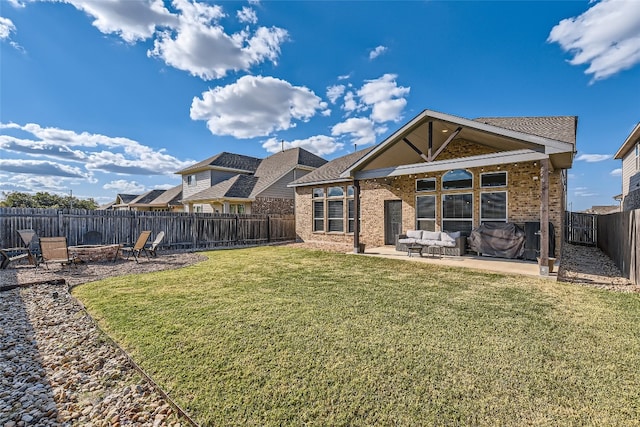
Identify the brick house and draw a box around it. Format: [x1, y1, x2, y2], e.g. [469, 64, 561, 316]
[614, 122, 640, 211]
[290, 109, 577, 272]
[177, 148, 327, 214]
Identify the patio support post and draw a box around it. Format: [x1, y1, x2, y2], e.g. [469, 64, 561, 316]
[353, 179, 362, 253]
[539, 158, 550, 276]
[427, 121, 433, 161]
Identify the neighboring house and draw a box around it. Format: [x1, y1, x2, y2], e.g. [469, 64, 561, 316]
[290, 109, 577, 267]
[101, 186, 183, 211]
[613, 122, 640, 211]
[177, 148, 327, 214]
[100, 193, 139, 210]
[582, 205, 620, 215]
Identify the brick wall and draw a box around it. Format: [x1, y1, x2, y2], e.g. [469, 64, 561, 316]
[294, 141, 566, 257]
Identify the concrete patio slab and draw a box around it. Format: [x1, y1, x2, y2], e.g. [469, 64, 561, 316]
[359, 246, 557, 280]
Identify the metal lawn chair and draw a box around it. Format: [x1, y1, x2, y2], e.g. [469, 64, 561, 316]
[121, 230, 152, 263]
[144, 231, 165, 258]
[38, 237, 79, 271]
[0, 229, 39, 269]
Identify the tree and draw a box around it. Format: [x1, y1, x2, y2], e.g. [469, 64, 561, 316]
[0, 191, 99, 209]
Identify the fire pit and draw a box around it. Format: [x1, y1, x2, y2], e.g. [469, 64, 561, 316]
[69, 244, 121, 262]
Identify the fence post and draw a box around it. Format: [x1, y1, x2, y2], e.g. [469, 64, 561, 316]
[267, 215, 271, 243]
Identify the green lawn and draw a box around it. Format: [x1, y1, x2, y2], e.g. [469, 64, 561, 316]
[72, 246, 640, 426]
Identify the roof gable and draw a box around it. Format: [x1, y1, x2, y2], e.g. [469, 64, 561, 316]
[344, 109, 577, 177]
[614, 122, 640, 159]
[252, 147, 328, 196]
[289, 147, 375, 187]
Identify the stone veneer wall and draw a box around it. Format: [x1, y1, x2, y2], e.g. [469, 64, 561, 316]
[294, 140, 566, 257]
[252, 197, 295, 215]
[623, 188, 640, 211]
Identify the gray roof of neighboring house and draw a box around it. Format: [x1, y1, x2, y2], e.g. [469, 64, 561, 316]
[182, 175, 260, 202]
[474, 116, 578, 145]
[289, 147, 375, 187]
[149, 185, 182, 206]
[130, 190, 166, 205]
[116, 194, 139, 204]
[176, 152, 262, 174]
[250, 147, 328, 196]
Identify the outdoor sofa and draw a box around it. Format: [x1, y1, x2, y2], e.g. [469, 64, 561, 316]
[396, 230, 466, 256]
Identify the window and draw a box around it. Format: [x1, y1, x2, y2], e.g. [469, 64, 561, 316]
[442, 169, 472, 190]
[313, 188, 324, 198]
[327, 186, 344, 197]
[327, 200, 344, 232]
[442, 193, 473, 233]
[194, 204, 203, 213]
[416, 178, 436, 192]
[481, 192, 507, 223]
[230, 204, 245, 214]
[187, 174, 196, 187]
[313, 200, 324, 232]
[416, 195, 436, 231]
[481, 172, 507, 188]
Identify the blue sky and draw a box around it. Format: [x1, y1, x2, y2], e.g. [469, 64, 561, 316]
[1, 0, 639, 211]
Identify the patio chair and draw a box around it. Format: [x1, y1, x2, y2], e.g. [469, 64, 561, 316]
[38, 237, 79, 271]
[18, 229, 41, 265]
[0, 229, 39, 269]
[121, 230, 152, 263]
[144, 231, 165, 258]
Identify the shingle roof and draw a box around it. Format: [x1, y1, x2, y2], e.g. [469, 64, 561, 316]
[182, 175, 259, 201]
[251, 147, 328, 196]
[289, 147, 375, 187]
[130, 190, 165, 205]
[149, 185, 182, 206]
[473, 116, 577, 145]
[176, 152, 262, 174]
[116, 194, 139, 204]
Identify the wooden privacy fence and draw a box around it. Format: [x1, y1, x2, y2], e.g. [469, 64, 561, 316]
[597, 209, 639, 286]
[565, 211, 597, 245]
[0, 208, 296, 249]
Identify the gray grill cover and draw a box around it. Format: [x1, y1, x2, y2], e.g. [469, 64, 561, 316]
[468, 223, 525, 259]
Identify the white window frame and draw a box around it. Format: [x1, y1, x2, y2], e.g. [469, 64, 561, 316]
[480, 171, 507, 188]
[416, 195, 436, 231]
[347, 186, 355, 233]
[187, 174, 196, 187]
[313, 199, 324, 232]
[442, 169, 473, 190]
[416, 178, 436, 192]
[480, 191, 508, 223]
[441, 192, 473, 233]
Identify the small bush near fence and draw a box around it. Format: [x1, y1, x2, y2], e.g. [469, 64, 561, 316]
[0, 208, 296, 249]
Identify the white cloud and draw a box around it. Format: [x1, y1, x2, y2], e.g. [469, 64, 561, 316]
[0, 122, 193, 176]
[357, 74, 410, 123]
[342, 91, 358, 113]
[0, 16, 16, 40]
[331, 117, 376, 146]
[610, 168, 622, 176]
[262, 135, 343, 156]
[548, 0, 640, 81]
[237, 6, 257, 24]
[190, 75, 329, 138]
[575, 153, 612, 162]
[148, 0, 288, 80]
[57, 0, 178, 43]
[103, 180, 146, 193]
[326, 85, 345, 104]
[369, 45, 388, 60]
